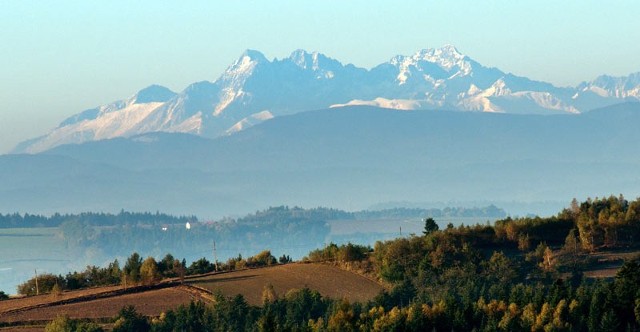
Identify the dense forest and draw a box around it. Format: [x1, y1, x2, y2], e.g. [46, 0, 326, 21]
[23, 196, 640, 331]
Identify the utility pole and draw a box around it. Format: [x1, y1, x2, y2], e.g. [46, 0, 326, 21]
[34, 269, 39, 296]
[400, 226, 402, 237]
[213, 241, 219, 272]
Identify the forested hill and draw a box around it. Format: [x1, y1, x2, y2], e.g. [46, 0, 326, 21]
[0, 205, 506, 228]
[0, 211, 196, 228]
[296, 195, 640, 331]
[8, 196, 640, 332]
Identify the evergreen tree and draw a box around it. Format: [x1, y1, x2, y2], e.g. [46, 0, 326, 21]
[423, 217, 439, 236]
[112, 306, 150, 332]
[124, 252, 143, 284]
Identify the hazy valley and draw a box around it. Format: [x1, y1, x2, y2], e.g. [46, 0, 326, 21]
[2, 40, 640, 331]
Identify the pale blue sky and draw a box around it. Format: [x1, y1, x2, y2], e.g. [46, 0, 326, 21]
[1, 1, 639, 153]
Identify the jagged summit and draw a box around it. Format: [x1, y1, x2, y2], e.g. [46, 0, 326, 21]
[388, 45, 477, 85]
[439, 44, 462, 54]
[289, 49, 316, 66]
[221, 49, 267, 79]
[289, 50, 330, 68]
[12, 46, 640, 153]
[415, 44, 466, 64]
[578, 72, 640, 98]
[286, 49, 344, 80]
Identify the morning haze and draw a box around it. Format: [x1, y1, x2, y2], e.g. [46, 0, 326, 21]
[1, 2, 639, 331]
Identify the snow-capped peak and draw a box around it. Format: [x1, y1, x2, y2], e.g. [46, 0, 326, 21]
[439, 44, 463, 56]
[238, 49, 268, 63]
[391, 45, 468, 70]
[221, 49, 268, 81]
[57, 85, 176, 128]
[578, 72, 640, 98]
[289, 49, 317, 69]
[287, 49, 342, 79]
[288, 49, 327, 69]
[390, 45, 475, 84]
[414, 45, 470, 73]
[419, 44, 465, 63]
[485, 78, 511, 97]
[13, 46, 640, 154]
[212, 50, 270, 116]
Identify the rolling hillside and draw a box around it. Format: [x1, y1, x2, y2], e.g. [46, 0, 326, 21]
[0, 263, 383, 330]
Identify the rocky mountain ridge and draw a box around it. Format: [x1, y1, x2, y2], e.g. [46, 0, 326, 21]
[13, 45, 640, 153]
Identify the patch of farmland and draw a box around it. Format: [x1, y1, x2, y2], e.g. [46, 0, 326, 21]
[0, 286, 195, 324]
[187, 263, 383, 305]
[0, 263, 383, 329]
[0, 285, 123, 314]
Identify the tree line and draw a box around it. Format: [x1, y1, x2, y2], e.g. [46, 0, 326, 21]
[0, 210, 196, 228]
[1, 204, 506, 229]
[43, 257, 640, 331]
[15, 250, 287, 296]
[22, 196, 640, 330]
[495, 195, 640, 251]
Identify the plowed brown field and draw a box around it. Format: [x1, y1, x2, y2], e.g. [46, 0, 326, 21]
[188, 263, 384, 305]
[0, 263, 383, 330]
[0, 287, 193, 323]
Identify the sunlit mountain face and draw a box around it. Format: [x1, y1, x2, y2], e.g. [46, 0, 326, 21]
[13, 46, 640, 154]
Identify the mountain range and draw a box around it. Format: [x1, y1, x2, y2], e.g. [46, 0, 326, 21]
[2, 101, 640, 217]
[13, 45, 640, 153]
[4, 45, 640, 218]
